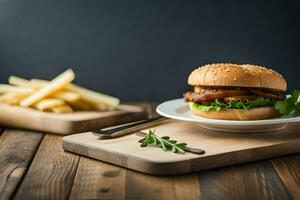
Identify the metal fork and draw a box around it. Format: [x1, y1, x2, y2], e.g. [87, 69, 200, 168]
[93, 116, 167, 139]
[92, 116, 205, 154]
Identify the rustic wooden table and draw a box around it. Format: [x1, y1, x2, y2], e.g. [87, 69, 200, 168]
[0, 103, 299, 200]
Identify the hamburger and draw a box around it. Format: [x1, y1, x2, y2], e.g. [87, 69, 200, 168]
[184, 63, 287, 120]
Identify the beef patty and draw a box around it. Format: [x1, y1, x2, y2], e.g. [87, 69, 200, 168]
[184, 86, 284, 103]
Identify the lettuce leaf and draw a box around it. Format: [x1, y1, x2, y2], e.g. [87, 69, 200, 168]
[192, 97, 276, 112]
[192, 90, 300, 116]
[274, 90, 300, 115]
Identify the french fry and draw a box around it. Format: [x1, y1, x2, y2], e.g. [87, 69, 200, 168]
[0, 84, 34, 94]
[68, 84, 120, 108]
[0, 93, 19, 104]
[2, 68, 119, 113]
[20, 69, 75, 107]
[9, 77, 80, 104]
[12, 77, 80, 103]
[51, 91, 80, 103]
[30, 79, 120, 108]
[29, 79, 48, 87]
[34, 98, 65, 111]
[51, 104, 73, 113]
[9, 76, 32, 87]
[0, 92, 31, 105]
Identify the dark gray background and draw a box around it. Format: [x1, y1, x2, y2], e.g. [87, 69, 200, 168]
[0, 0, 299, 102]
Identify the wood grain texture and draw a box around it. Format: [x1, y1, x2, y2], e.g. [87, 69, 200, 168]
[199, 160, 291, 200]
[1, 103, 298, 199]
[271, 154, 300, 199]
[14, 134, 79, 200]
[63, 120, 300, 175]
[68, 103, 158, 199]
[0, 103, 147, 134]
[69, 157, 126, 200]
[126, 170, 200, 200]
[0, 129, 43, 200]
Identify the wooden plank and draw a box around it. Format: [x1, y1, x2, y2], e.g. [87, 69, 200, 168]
[63, 120, 300, 175]
[199, 160, 291, 200]
[271, 154, 300, 199]
[68, 103, 157, 200]
[126, 170, 200, 200]
[69, 157, 126, 200]
[0, 129, 43, 200]
[14, 134, 80, 200]
[0, 103, 147, 134]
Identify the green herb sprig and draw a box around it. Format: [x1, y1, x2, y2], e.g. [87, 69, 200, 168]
[138, 130, 187, 153]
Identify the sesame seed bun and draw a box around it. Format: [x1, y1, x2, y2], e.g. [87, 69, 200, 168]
[188, 63, 287, 92]
[189, 103, 281, 120]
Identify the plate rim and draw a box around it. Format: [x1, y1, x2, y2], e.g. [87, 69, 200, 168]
[156, 98, 300, 126]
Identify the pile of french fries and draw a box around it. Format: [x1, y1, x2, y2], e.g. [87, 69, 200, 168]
[0, 69, 120, 113]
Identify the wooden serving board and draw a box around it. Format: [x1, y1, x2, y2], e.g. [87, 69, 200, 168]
[0, 103, 147, 134]
[63, 119, 300, 175]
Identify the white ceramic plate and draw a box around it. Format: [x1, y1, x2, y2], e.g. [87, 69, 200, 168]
[156, 99, 300, 133]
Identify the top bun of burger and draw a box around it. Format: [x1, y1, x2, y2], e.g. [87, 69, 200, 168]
[188, 63, 287, 92]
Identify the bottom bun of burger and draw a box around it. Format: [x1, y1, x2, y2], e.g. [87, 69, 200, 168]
[189, 103, 281, 120]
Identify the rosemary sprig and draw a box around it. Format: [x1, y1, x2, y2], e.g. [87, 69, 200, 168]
[138, 129, 187, 153]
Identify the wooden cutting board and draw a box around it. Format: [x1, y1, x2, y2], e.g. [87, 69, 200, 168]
[0, 103, 147, 134]
[63, 119, 300, 175]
